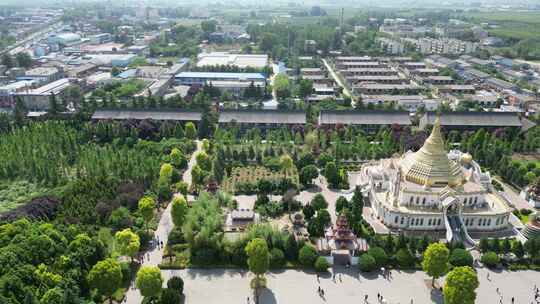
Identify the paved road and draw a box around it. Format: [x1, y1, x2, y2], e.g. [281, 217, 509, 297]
[125, 141, 202, 303]
[494, 177, 532, 211]
[322, 58, 354, 104]
[158, 267, 539, 304]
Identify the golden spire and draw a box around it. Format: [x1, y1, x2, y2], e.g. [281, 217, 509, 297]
[401, 114, 463, 187]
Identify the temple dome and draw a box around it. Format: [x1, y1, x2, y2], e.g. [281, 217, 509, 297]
[400, 116, 463, 187]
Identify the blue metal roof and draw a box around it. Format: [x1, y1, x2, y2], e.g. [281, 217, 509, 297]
[117, 69, 137, 79]
[175, 72, 266, 79]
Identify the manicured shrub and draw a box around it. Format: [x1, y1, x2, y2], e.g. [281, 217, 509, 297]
[359, 254, 377, 272]
[270, 248, 286, 268]
[368, 247, 388, 268]
[160, 288, 181, 304]
[395, 248, 415, 268]
[298, 245, 318, 267]
[481, 251, 500, 268]
[314, 256, 330, 272]
[449, 248, 473, 267]
[167, 276, 184, 294]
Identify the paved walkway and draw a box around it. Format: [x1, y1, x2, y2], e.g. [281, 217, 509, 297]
[494, 177, 532, 211]
[322, 58, 354, 104]
[156, 267, 539, 304]
[125, 141, 202, 304]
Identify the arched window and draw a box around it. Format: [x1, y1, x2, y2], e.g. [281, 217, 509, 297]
[410, 196, 414, 204]
[422, 198, 426, 205]
[395, 216, 399, 224]
[428, 219, 432, 226]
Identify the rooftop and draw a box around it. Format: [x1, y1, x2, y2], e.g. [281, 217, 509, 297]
[20, 78, 71, 95]
[401, 117, 463, 187]
[196, 52, 268, 68]
[91, 109, 202, 121]
[422, 111, 524, 127]
[218, 110, 306, 124]
[319, 110, 411, 125]
[175, 72, 266, 80]
[25, 67, 60, 76]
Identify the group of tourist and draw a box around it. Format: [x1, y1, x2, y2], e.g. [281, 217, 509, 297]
[494, 279, 540, 303]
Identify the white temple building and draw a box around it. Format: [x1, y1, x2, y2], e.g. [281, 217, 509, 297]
[360, 117, 512, 244]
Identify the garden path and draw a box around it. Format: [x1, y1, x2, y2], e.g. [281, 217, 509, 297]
[125, 140, 203, 304]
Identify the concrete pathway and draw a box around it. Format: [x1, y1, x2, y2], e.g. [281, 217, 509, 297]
[494, 177, 532, 211]
[155, 267, 539, 304]
[322, 58, 354, 103]
[125, 141, 203, 303]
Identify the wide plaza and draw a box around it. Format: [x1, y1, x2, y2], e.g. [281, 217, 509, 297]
[159, 268, 539, 304]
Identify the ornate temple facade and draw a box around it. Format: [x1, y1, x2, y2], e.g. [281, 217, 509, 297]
[360, 117, 512, 243]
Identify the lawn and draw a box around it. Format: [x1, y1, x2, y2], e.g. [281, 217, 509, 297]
[0, 180, 53, 213]
[465, 11, 540, 41]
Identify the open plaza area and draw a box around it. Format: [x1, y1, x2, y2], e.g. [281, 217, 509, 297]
[155, 268, 539, 304]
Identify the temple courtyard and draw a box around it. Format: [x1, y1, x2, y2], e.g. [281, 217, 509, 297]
[160, 267, 538, 304]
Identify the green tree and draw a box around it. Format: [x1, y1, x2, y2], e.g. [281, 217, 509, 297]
[245, 238, 270, 292]
[167, 276, 184, 294]
[359, 253, 376, 272]
[324, 161, 339, 188]
[160, 288, 181, 304]
[274, 74, 291, 100]
[87, 258, 123, 304]
[280, 154, 295, 177]
[139, 196, 156, 232]
[1, 53, 14, 69]
[195, 151, 211, 171]
[298, 245, 318, 267]
[269, 248, 285, 268]
[335, 196, 349, 214]
[185, 122, 197, 139]
[136, 266, 164, 301]
[302, 204, 315, 220]
[15, 52, 33, 68]
[449, 248, 473, 267]
[311, 194, 328, 210]
[314, 256, 330, 272]
[298, 78, 314, 98]
[511, 240, 525, 259]
[367, 247, 388, 268]
[443, 266, 479, 304]
[395, 248, 415, 268]
[480, 251, 500, 268]
[159, 163, 174, 183]
[115, 228, 140, 263]
[422, 242, 449, 287]
[299, 164, 318, 186]
[170, 148, 187, 169]
[171, 195, 188, 228]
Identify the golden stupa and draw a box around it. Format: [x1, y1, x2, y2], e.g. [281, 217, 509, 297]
[401, 116, 463, 187]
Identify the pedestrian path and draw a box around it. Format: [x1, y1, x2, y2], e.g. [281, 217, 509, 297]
[124, 141, 202, 304]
